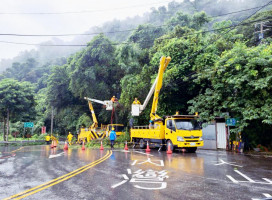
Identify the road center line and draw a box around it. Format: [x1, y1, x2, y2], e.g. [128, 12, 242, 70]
[4, 150, 112, 200]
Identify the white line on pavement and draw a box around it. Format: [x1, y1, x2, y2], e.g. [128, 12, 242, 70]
[131, 160, 137, 165]
[134, 150, 154, 156]
[234, 170, 255, 183]
[111, 180, 128, 189]
[49, 152, 64, 159]
[263, 178, 272, 184]
[263, 193, 272, 197]
[226, 175, 239, 183]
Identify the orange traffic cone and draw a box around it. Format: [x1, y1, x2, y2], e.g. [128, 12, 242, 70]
[82, 141, 85, 150]
[51, 140, 54, 148]
[100, 141, 104, 150]
[146, 141, 151, 153]
[63, 141, 68, 150]
[124, 141, 128, 151]
[166, 143, 172, 154]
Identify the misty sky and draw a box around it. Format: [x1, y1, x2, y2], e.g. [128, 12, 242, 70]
[0, 0, 186, 61]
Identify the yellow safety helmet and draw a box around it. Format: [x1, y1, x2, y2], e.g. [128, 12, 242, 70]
[112, 128, 115, 130]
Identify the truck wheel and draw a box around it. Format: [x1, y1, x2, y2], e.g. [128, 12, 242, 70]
[187, 147, 197, 153]
[139, 139, 146, 149]
[166, 140, 174, 152]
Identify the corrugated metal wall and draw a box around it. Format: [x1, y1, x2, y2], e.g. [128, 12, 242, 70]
[202, 124, 216, 149]
[216, 123, 227, 149]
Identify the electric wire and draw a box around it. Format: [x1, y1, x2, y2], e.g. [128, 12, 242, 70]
[0, 4, 270, 38]
[0, 15, 271, 47]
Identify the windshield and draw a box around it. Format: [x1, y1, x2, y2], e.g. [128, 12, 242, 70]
[175, 119, 201, 130]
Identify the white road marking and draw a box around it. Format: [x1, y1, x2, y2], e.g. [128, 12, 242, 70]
[134, 150, 154, 156]
[133, 182, 167, 190]
[234, 170, 255, 182]
[252, 193, 272, 200]
[136, 158, 164, 166]
[111, 180, 128, 188]
[49, 152, 64, 159]
[127, 169, 132, 174]
[214, 159, 243, 167]
[263, 193, 272, 197]
[263, 178, 272, 184]
[112, 150, 130, 153]
[226, 175, 239, 183]
[122, 174, 129, 180]
[131, 160, 137, 166]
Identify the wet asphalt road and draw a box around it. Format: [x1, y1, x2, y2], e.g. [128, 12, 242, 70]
[0, 145, 271, 200]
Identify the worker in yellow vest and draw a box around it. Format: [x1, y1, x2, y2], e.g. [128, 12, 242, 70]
[45, 134, 51, 145]
[133, 97, 141, 104]
[67, 132, 73, 145]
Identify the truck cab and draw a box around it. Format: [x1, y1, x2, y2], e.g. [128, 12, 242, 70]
[165, 115, 203, 152]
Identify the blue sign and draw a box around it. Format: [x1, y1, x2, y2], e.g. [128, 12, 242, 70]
[24, 122, 34, 128]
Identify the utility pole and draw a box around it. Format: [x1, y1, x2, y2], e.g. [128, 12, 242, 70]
[254, 21, 270, 42]
[50, 106, 54, 136]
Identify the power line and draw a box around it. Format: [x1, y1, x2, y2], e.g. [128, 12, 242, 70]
[0, 1, 173, 15]
[0, 5, 270, 38]
[1, 15, 271, 47]
[212, 6, 268, 18]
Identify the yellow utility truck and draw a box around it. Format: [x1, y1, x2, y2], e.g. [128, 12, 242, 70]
[130, 56, 203, 153]
[78, 97, 124, 143]
[102, 124, 125, 136]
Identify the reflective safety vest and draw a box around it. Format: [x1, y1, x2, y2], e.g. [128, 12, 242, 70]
[133, 100, 141, 105]
[45, 135, 51, 141]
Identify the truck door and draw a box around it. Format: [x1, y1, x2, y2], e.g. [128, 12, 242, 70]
[166, 119, 176, 139]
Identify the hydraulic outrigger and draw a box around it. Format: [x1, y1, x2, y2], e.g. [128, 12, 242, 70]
[131, 56, 203, 153]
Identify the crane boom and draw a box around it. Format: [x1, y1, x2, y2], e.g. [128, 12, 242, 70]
[141, 76, 158, 111]
[84, 97, 113, 110]
[87, 100, 98, 129]
[131, 56, 171, 117]
[85, 97, 106, 105]
[150, 56, 171, 120]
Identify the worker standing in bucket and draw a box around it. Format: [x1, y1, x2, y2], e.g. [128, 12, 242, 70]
[109, 128, 117, 149]
[133, 97, 141, 105]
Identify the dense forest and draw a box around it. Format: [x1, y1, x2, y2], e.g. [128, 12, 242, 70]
[0, 0, 272, 149]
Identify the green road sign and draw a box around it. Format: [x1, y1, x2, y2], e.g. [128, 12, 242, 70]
[226, 118, 240, 126]
[24, 122, 34, 128]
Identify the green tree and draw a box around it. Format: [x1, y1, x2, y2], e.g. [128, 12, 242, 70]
[0, 79, 36, 141]
[69, 34, 124, 100]
[128, 24, 165, 49]
[189, 42, 272, 131]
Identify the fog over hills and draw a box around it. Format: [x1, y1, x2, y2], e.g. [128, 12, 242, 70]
[0, 0, 270, 72]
